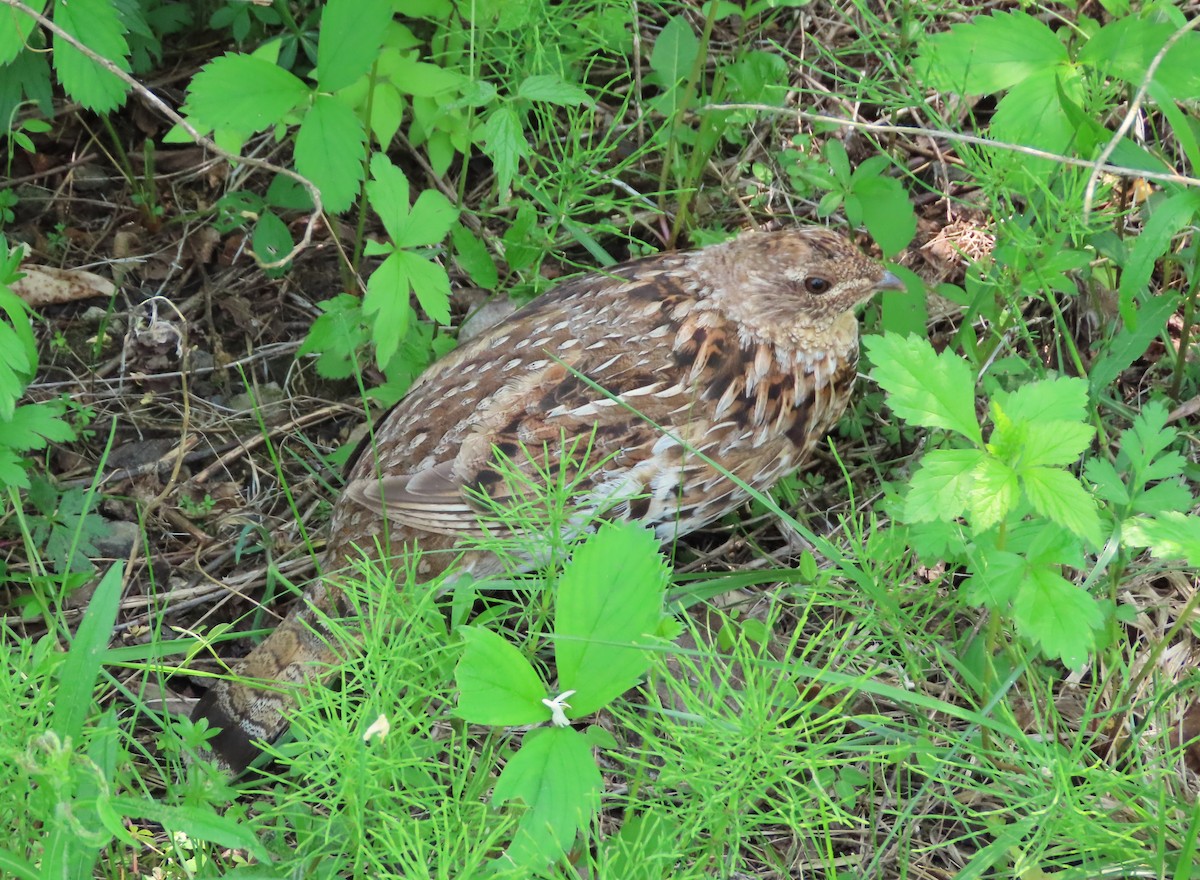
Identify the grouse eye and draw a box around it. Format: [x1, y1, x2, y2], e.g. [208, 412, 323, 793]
[804, 276, 832, 295]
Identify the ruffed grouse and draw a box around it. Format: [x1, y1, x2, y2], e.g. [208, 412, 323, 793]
[191, 226, 902, 771]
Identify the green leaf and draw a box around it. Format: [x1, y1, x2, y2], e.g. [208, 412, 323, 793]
[554, 522, 668, 716]
[0, 446, 27, 489]
[995, 376, 1088, 425]
[479, 107, 530, 198]
[314, 0, 392, 92]
[517, 74, 591, 107]
[492, 726, 602, 868]
[1088, 291, 1179, 396]
[366, 153, 411, 243]
[399, 188, 458, 248]
[294, 94, 366, 214]
[969, 456, 1019, 531]
[849, 175, 915, 258]
[1117, 190, 1200, 326]
[1, 400, 74, 451]
[865, 334, 982, 444]
[1021, 466, 1102, 548]
[51, 563, 123, 740]
[1012, 567, 1102, 667]
[1124, 512, 1200, 567]
[989, 70, 1076, 154]
[1016, 420, 1095, 469]
[0, 0, 44, 66]
[181, 53, 308, 138]
[250, 210, 293, 273]
[918, 11, 1066, 93]
[108, 797, 270, 861]
[904, 448, 986, 523]
[451, 224, 499, 290]
[1079, 17, 1200, 99]
[397, 250, 451, 325]
[455, 625, 548, 726]
[363, 253, 412, 367]
[649, 15, 699, 88]
[963, 549, 1026, 610]
[52, 0, 131, 112]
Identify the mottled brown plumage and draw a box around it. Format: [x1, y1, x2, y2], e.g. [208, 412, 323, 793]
[191, 227, 902, 771]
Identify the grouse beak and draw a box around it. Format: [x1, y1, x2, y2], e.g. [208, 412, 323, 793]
[876, 270, 906, 292]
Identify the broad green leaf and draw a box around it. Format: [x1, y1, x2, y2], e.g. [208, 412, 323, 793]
[492, 726, 601, 868]
[250, 210, 293, 273]
[865, 334, 982, 444]
[294, 94, 366, 214]
[649, 15, 699, 87]
[963, 549, 1025, 609]
[398, 188, 458, 248]
[904, 448, 986, 523]
[1015, 420, 1094, 469]
[456, 625, 548, 726]
[363, 253, 411, 367]
[1117, 190, 1200, 326]
[517, 74, 591, 107]
[51, 562, 123, 740]
[479, 107, 529, 198]
[850, 175, 916, 258]
[1012, 567, 1102, 667]
[995, 376, 1088, 425]
[398, 250, 452, 325]
[969, 456, 1019, 531]
[1021, 466, 1102, 548]
[555, 522, 668, 717]
[0, 0, 44, 66]
[2, 401, 74, 451]
[315, 0, 392, 92]
[378, 55, 467, 97]
[452, 225, 499, 290]
[1079, 17, 1200, 99]
[52, 0, 130, 112]
[918, 11, 1066, 93]
[989, 69, 1076, 154]
[366, 153, 411, 243]
[1124, 512, 1200, 567]
[182, 53, 308, 138]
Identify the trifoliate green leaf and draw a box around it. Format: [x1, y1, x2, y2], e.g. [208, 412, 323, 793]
[399, 189, 458, 248]
[865, 334, 982, 444]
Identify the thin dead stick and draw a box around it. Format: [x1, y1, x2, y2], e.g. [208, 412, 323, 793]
[1, 0, 323, 269]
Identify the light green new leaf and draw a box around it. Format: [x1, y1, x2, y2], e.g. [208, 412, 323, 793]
[1124, 512, 1200, 567]
[492, 726, 602, 868]
[995, 376, 1088, 425]
[1022, 466, 1102, 548]
[294, 94, 366, 214]
[398, 250, 452, 325]
[904, 448, 986, 523]
[315, 0, 392, 92]
[517, 74, 592, 107]
[479, 107, 530, 198]
[182, 54, 308, 138]
[555, 522, 668, 716]
[397, 189, 459, 248]
[918, 11, 1066, 93]
[363, 253, 411, 367]
[649, 15, 699, 87]
[968, 456, 1018, 532]
[1013, 567, 1102, 668]
[52, 0, 131, 112]
[456, 625, 548, 726]
[1017, 420, 1095, 469]
[366, 153, 411, 242]
[865, 334, 982, 444]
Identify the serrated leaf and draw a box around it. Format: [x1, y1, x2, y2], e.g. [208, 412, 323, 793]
[1012, 566, 1102, 668]
[181, 53, 308, 138]
[363, 253, 411, 366]
[399, 189, 458, 248]
[865, 334, 982, 444]
[52, 0, 131, 112]
[294, 94, 366, 214]
[969, 456, 1019, 531]
[990, 70, 1076, 154]
[378, 55, 466, 98]
[1017, 420, 1095, 469]
[517, 74, 591, 107]
[456, 625, 548, 726]
[649, 15, 699, 87]
[1083, 457, 1129, 506]
[492, 726, 601, 868]
[366, 153, 411, 242]
[2, 401, 74, 451]
[918, 11, 1066, 93]
[1080, 17, 1200, 99]
[1022, 466, 1102, 548]
[397, 250, 451, 324]
[451, 225, 499, 290]
[479, 107, 529, 198]
[963, 549, 1025, 609]
[555, 523, 668, 716]
[0, 446, 28, 489]
[996, 376, 1088, 425]
[1124, 512, 1200, 567]
[904, 448, 986, 523]
[315, 0, 392, 92]
[0, 0, 44, 66]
